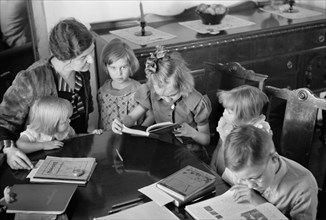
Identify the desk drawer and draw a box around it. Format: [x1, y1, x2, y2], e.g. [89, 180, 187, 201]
[255, 24, 326, 58]
[251, 55, 299, 89]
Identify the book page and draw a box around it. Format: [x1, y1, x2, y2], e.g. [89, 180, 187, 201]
[122, 125, 149, 136]
[228, 203, 288, 220]
[146, 122, 178, 133]
[185, 190, 287, 220]
[186, 190, 254, 219]
[34, 156, 95, 181]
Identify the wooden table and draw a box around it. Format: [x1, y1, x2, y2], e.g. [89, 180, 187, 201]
[0, 131, 229, 220]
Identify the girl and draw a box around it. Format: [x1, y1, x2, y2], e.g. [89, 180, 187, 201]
[98, 38, 154, 130]
[112, 45, 212, 162]
[16, 96, 102, 154]
[210, 85, 271, 175]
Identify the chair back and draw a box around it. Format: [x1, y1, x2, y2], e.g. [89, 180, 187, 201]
[204, 62, 268, 143]
[264, 85, 326, 167]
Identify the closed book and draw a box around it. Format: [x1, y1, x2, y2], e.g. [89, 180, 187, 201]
[6, 184, 77, 215]
[33, 156, 96, 182]
[156, 165, 216, 206]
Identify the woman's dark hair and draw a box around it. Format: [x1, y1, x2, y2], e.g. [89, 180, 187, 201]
[49, 18, 94, 61]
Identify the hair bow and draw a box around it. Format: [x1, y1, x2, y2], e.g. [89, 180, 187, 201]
[145, 45, 169, 75]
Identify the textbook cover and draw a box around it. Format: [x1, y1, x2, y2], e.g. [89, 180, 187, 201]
[33, 156, 96, 181]
[6, 184, 77, 215]
[156, 165, 216, 206]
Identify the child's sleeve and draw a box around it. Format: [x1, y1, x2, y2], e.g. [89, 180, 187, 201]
[134, 84, 152, 110]
[19, 129, 37, 142]
[193, 95, 212, 126]
[289, 182, 318, 220]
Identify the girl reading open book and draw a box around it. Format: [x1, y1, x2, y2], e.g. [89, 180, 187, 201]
[112, 45, 212, 163]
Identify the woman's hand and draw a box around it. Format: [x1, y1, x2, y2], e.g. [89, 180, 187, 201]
[3, 146, 33, 170]
[174, 123, 196, 138]
[42, 140, 64, 150]
[230, 184, 266, 206]
[112, 119, 123, 135]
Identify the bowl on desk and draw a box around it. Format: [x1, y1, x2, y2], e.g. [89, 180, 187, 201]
[196, 3, 228, 25]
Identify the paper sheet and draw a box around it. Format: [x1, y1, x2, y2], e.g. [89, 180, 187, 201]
[110, 26, 175, 46]
[179, 15, 255, 34]
[94, 201, 179, 220]
[260, 5, 322, 19]
[138, 182, 174, 206]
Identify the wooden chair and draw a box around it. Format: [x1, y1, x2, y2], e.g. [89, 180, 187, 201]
[264, 86, 326, 167]
[264, 85, 326, 218]
[204, 61, 268, 144]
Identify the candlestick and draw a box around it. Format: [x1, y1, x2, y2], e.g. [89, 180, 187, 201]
[140, 1, 145, 22]
[135, 1, 152, 37]
[285, 0, 298, 13]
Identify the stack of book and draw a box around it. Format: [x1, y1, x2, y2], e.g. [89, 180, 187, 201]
[28, 156, 97, 185]
[156, 165, 216, 207]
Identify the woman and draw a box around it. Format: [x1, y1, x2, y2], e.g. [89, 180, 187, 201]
[0, 18, 95, 170]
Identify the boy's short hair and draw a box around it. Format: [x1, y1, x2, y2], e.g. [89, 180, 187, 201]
[100, 38, 139, 76]
[149, 51, 194, 97]
[218, 85, 269, 123]
[28, 96, 73, 135]
[224, 124, 274, 172]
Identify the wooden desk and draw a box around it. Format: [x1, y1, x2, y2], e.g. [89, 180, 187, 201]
[91, 1, 326, 93]
[0, 131, 228, 220]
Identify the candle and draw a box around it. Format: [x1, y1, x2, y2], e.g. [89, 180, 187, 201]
[139, 1, 145, 22]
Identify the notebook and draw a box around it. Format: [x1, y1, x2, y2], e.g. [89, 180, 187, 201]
[6, 184, 77, 215]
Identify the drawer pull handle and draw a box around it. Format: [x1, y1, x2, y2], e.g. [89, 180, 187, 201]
[287, 61, 293, 69]
[319, 35, 325, 43]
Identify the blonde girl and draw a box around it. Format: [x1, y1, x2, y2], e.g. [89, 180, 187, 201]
[112, 45, 212, 162]
[98, 38, 154, 130]
[16, 96, 102, 154]
[210, 85, 271, 175]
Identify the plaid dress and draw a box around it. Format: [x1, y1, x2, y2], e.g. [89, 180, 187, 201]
[98, 79, 141, 130]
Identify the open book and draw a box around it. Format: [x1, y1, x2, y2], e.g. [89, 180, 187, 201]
[122, 122, 180, 137]
[185, 189, 288, 219]
[156, 165, 216, 207]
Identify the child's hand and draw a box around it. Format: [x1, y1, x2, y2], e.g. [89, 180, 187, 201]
[216, 116, 234, 142]
[230, 184, 266, 206]
[174, 123, 196, 138]
[112, 119, 123, 135]
[43, 140, 64, 150]
[92, 129, 103, 135]
[4, 186, 15, 203]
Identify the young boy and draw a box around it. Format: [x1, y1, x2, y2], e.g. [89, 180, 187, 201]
[223, 125, 318, 220]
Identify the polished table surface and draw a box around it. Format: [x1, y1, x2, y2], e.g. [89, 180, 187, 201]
[0, 130, 229, 220]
